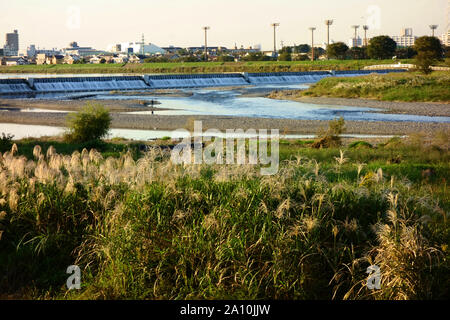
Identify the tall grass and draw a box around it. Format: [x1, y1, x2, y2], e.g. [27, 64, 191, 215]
[0, 140, 448, 300]
[301, 71, 450, 102]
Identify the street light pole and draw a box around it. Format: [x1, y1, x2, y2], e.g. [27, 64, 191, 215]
[309, 27, 316, 61]
[351, 25, 360, 47]
[325, 20, 333, 48]
[271, 23, 280, 54]
[203, 26, 210, 61]
[363, 25, 369, 46]
[429, 25, 438, 37]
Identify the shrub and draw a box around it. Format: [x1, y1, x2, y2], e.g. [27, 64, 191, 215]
[349, 141, 373, 149]
[64, 103, 111, 143]
[0, 133, 14, 152]
[312, 117, 346, 148]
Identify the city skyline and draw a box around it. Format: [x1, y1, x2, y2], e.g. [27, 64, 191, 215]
[0, 0, 448, 51]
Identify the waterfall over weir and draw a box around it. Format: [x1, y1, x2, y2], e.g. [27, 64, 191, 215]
[0, 79, 34, 94]
[32, 76, 149, 92]
[0, 70, 406, 95]
[247, 71, 332, 84]
[145, 73, 249, 89]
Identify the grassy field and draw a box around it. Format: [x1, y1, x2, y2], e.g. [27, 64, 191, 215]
[0, 59, 411, 74]
[0, 134, 449, 300]
[271, 71, 450, 102]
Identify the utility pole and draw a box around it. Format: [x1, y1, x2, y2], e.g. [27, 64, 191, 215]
[309, 27, 316, 61]
[429, 25, 438, 37]
[203, 26, 210, 61]
[325, 20, 333, 48]
[351, 25, 360, 47]
[363, 25, 369, 46]
[271, 23, 280, 54]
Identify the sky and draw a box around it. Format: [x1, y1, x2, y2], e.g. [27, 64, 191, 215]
[0, 0, 448, 52]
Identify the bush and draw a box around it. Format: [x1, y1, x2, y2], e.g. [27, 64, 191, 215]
[414, 51, 436, 74]
[64, 103, 112, 143]
[0, 132, 14, 152]
[312, 117, 346, 148]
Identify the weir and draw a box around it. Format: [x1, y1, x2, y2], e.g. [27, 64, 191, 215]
[247, 71, 331, 84]
[144, 73, 249, 89]
[31, 76, 149, 92]
[0, 69, 407, 95]
[0, 79, 34, 94]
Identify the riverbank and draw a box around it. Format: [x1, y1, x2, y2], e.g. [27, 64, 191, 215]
[0, 59, 411, 74]
[1, 136, 448, 300]
[1, 110, 449, 136]
[266, 95, 450, 117]
[274, 71, 450, 103]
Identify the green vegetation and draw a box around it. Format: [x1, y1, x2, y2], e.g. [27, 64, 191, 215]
[301, 71, 450, 102]
[414, 36, 445, 74]
[64, 103, 112, 143]
[327, 42, 350, 60]
[0, 60, 412, 74]
[311, 117, 346, 148]
[367, 36, 397, 60]
[0, 133, 448, 300]
[0, 133, 14, 153]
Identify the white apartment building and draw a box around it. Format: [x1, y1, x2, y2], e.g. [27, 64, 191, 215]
[392, 28, 417, 47]
[348, 37, 363, 48]
[441, 31, 450, 46]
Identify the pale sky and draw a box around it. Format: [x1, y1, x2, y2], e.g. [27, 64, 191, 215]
[0, 0, 448, 52]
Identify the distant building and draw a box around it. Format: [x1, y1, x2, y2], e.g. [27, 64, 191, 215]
[128, 55, 143, 64]
[64, 54, 81, 64]
[36, 54, 47, 65]
[392, 28, 417, 47]
[441, 30, 450, 46]
[107, 42, 166, 55]
[162, 46, 183, 53]
[89, 56, 103, 64]
[4, 30, 19, 56]
[27, 45, 36, 58]
[1, 57, 28, 66]
[348, 37, 363, 48]
[63, 42, 104, 57]
[48, 55, 65, 65]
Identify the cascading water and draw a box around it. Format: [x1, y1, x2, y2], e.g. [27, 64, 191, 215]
[0, 79, 34, 93]
[145, 74, 249, 89]
[0, 70, 407, 95]
[32, 76, 149, 92]
[247, 72, 332, 84]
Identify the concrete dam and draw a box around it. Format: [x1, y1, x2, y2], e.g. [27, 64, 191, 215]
[0, 70, 405, 95]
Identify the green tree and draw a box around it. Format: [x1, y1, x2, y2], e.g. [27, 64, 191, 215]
[326, 42, 349, 60]
[348, 47, 367, 60]
[414, 36, 444, 60]
[414, 37, 444, 74]
[395, 47, 417, 59]
[367, 36, 397, 59]
[217, 55, 235, 62]
[293, 44, 311, 53]
[278, 51, 292, 61]
[65, 103, 112, 143]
